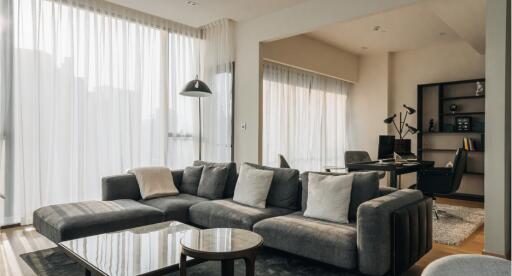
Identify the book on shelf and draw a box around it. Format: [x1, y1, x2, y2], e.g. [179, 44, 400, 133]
[463, 137, 476, 151]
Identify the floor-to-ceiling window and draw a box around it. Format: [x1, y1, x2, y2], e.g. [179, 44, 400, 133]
[4, 0, 233, 225]
[262, 62, 351, 171]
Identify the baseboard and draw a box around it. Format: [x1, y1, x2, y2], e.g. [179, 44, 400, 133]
[0, 222, 21, 229]
[482, 250, 511, 260]
[437, 193, 484, 202]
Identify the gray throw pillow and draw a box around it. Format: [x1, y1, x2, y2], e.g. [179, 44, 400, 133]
[300, 171, 380, 220]
[303, 173, 353, 223]
[180, 166, 204, 195]
[245, 163, 300, 210]
[193, 160, 237, 197]
[197, 165, 228, 199]
[233, 163, 274, 208]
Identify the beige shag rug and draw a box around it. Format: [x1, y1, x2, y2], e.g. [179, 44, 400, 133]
[433, 203, 485, 246]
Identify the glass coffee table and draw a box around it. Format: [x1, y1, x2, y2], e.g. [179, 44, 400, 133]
[179, 228, 263, 276]
[59, 221, 204, 276]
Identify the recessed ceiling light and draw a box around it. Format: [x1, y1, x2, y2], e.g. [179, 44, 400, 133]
[361, 46, 368, 50]
[186, 1, 198, 6]
[439, 32, 447, 36]
[373, 26, 381, 31]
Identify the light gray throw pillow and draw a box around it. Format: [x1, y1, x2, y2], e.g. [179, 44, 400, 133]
[127, 167, 179, 200]
[303, 173, 354, 223]
[233, 163, 274, 208]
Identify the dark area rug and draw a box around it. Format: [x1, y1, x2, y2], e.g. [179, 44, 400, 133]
[21, 247, 359, 276]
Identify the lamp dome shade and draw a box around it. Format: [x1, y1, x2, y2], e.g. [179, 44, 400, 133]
[384, 114, 397, 124]
[180, 78, 212, 97]
[403, 104, 416, 114]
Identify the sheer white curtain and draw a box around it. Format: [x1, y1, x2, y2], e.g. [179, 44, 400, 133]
[201, 19, 234, 162]
[262, 62, 351, 172]
[11, 0, 200, 224]
[0, 0, 13, 223]
[167, 33, 200, 169]
[167, 19, 234, 168]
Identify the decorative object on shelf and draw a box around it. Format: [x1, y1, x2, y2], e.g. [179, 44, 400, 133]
[475, 81, 485, 96]
[449, 104, 458, 114]
[180, 75, 212, 160]
[455, 116, 472, 132]
[446, 161, 453, 168]
[383, 104, 419, 154]
[428, 119, 435, 132]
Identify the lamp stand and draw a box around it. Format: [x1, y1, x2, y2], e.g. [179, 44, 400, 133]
[198, 98, 202, 160]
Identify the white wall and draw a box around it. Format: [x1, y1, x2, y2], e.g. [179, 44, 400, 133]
[234, 0, 418, 164]
[348, 54, 389, 159]
[484, 0, 510, 258]
[261, 35, 359, 83]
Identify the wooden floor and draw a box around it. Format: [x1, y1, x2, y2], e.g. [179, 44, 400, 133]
[0, 198, 484, 276]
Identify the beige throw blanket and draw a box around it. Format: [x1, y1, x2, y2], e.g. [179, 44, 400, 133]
[128, 167, 179, 199]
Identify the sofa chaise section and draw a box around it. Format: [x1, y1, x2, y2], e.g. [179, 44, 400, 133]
[33, 199, 164, 243]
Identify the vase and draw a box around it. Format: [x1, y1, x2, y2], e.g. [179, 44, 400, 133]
[394, 139, 411, 154]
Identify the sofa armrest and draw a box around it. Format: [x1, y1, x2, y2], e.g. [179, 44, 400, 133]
[101, 170, 184, 201]
[379, 186, 397, 196]
[356, 189, 424, 276]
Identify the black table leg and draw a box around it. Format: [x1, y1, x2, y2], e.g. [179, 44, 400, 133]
[221, 259, 234, 276]
[244, 255, 257, 276]
[180, 253, 187, 276]
[390, 171, 398, 188]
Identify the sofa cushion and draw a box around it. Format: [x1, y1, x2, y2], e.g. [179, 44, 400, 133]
[246, 163, 300, 210]
[233, 163, 274, 208]
[127, 167, 179, 199]
[253, 212, 358, 270]
[197, 165, 229, 199]
[304, 173, 353, 223]
[194, 160, 238, 198]
[139, 194, 209, 222]
[102, 170, 184, 201]
[189, 199, 292, 230]
[33, 199, 164, 243]
[301, 171, 380, 220]
[180, 166, 203, 195]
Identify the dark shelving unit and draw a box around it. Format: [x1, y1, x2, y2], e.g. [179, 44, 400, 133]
[417, 78, 485, 201]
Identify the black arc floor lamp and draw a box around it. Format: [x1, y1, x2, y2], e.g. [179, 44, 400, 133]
[180, 75, 212, 160]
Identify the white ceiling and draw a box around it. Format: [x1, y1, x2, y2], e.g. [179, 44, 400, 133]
[106, 0, 308, 27]
[306, 0, 486, 55]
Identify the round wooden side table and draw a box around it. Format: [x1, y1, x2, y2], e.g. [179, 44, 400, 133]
[179, 228, 263, 276]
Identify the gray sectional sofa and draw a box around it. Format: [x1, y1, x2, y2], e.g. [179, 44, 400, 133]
[33, 162, 432, 276]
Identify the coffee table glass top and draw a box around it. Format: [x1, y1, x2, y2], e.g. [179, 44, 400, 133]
[180, 228, 263, 254]
[59, 221, 197, 276]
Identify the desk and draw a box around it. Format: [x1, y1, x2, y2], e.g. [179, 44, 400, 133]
[346, 160, 435, 188]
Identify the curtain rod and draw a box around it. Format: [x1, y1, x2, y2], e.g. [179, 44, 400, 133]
[262, 59, 356, 84]
[47, 0, 202, 37]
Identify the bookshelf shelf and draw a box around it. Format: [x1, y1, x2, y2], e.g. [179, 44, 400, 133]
[419, 148, 484, 153]
[442, 95, 485, 101]
[442, 112, 485, 116]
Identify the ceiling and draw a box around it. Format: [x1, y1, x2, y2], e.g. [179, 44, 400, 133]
[306, 0, 486, 55]
[106, 0, 308, 27]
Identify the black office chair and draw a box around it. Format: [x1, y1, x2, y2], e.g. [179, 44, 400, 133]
[278, 154, 291, 168]
[345, 151, 386, 179]
[416, 148, 467, 219]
